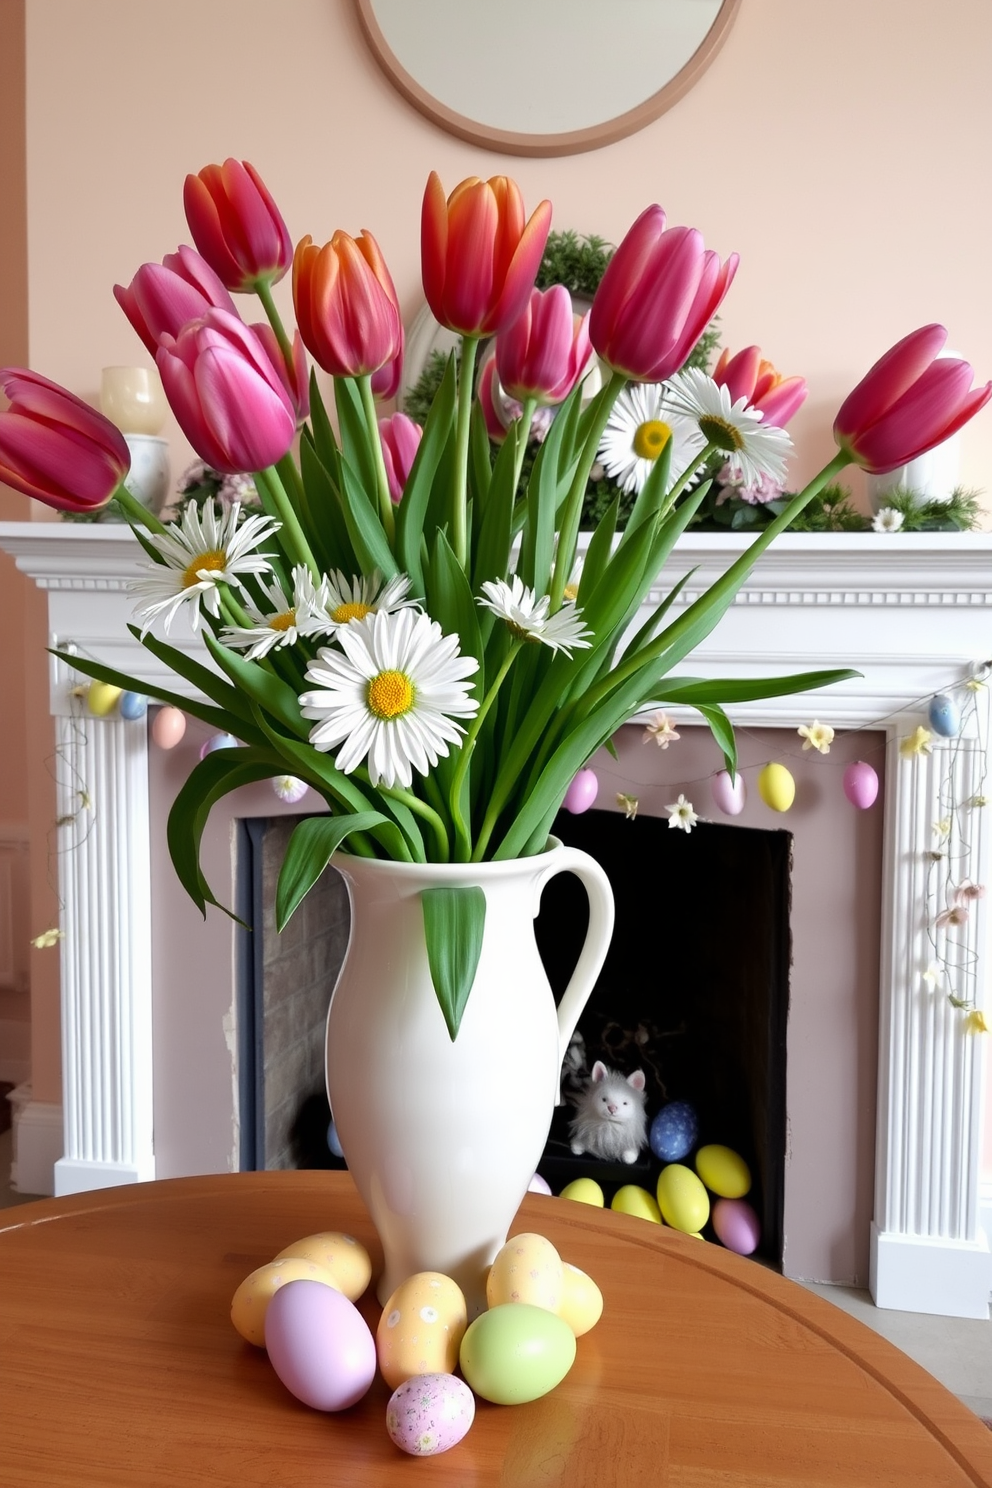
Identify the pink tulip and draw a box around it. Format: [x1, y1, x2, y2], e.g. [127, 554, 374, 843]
[377, 412, 423, 503]
[713, 345, 807, 427]
[421, 172, 552, 338]
[183, 158, 293, 293]
[496, 287, 592, 406]
[370, 334, 405, 402]
[251, 322, 310, 425]
[0, 368, 129, 512]
[293, 230, 403, 380]
[834, 324, 992, 474]
[155, 310, 296, 474]
[114, 245, 238, 357]
[477, 356, 509, 444]
[590, 207, 737, 382]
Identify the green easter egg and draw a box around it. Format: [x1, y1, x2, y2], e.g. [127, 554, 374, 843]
[459, 1302, 576, 1405]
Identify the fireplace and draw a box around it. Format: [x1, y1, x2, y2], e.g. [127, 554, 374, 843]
[2, 522, 990, 1318]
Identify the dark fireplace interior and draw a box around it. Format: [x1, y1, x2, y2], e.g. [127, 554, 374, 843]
[237, 808, 791, 1264]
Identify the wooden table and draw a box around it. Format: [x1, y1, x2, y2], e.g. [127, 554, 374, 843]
[1, 1172, 990, 1487]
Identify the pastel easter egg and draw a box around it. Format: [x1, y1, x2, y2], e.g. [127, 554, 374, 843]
[487, 1232, 563, 1312]
[712, 1197, 762, 1255]
[711, 769, 746, 816]
[928, 693, 961, 737]
[231, 1256, 341, 1347]
[274, 1231, 372, 1302]
[326, 1120, 344, 1158]
[272, 774, 309, 803]
[528, 1172, 552, 1195]
[843, 760, 879, 810]
[376, 1272, 468, 1390]
[151, 706, 186, 749]
[563, 768, 599, 814]
[656, 1164, 710, 1234]
[199, 731, 239, 760]
[695, 1144, 751, 1199]
[459, 1302, 576, 1405]
[611, 1185, 661, 1223]
[86, 681, 122, 717]
[649, 1101, 698, 1163]
[386, 1373, 475, 1456]
[757, 762, 795, 812]
[557, 1262, 604, 1337]
[559, 1178, 604, 1206]
[264, 1278, 376, 1411]
[119, 691, 148, 720]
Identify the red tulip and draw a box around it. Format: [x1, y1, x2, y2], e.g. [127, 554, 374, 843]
[293, 230, 403, 379]
[421, 172, 552, 338]
[251, 322, 310, 425]
[590, 207, 737, 382]
[378, 412, 423, 503]
[496, 286, 592, 406]
[0, 368, 129, 512]
[155, 310, 296, 474]
[834, 325, 992, 474]
[183, 158, 293, 293]
[713, 345, 807, 428]
[114, 245, 238, 357]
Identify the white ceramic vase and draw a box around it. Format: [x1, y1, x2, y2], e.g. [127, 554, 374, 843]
[325, 839, 614, 1311]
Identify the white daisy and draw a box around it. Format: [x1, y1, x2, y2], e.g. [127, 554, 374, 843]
[220, 565, 317, 660]
[597, 382, 707, 495]
[663, 366, 793, 489]
[666, 794, 699, 833]
[131, 500, 280, 634]
[297, 568, 418, 640]
[298, 607, 480, 790]
[872, 506, 905, 533]
[477, 576, 592, 656]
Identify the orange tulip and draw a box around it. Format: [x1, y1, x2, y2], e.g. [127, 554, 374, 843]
[293, 229, 403, 380]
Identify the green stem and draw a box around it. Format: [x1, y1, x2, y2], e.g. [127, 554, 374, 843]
[378, 784, 450, 862]
[452, 336, 480, 570]
[450, 638, 523, 862]
[549, 371, 623, 610]
[254, 465, 319, 579]
[510, 398, 537, 498]
[114, 483, 170, 536]
[356, 373, 395, 545]
[656, 440, 719, 521]
[254, 279, 295, 373]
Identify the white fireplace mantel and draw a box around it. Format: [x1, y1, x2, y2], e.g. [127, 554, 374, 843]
[2, 520, 991, 1319]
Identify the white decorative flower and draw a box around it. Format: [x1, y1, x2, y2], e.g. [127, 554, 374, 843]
[272, 775, 309, 804]
[872, 506, 905, 533]
[297, 568, 418, 639]
[666, 793, 699, 832]
[131, 500, 279, 634]
[299, 608, 480, 790]
[663, 367, 793, 488]
[220, 565, 317, 660]
[477, 576, 592, 656]
[643, 711, 680, 748]
[597, 381, 707, 495]
[616, 792, 639, 820]
[797, 720, 834, 754]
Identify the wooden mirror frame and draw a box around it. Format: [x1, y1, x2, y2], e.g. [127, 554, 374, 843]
[355, 0, 742, 158]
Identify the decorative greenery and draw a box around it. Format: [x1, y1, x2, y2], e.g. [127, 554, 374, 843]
[690, 480, 868, 533]
[876, 486, 982, 532]
[535, 230, 614, 299]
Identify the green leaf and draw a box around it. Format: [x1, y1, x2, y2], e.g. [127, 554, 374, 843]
[472, 430, 518, 597]
[649, 669, 861, 707]
[166, 749, 286, 916]
[694, 703, 736, 777]
[124, 625, 262, 731]
[336, 449, 399, 579]
[299, 433, 355, 573]
[335, 375, 378, 496]
[201, 631, 311, 740]
[519, 399, 578, 594]
[276, 812, 388, 930]
[396, 355, 457, 593]
[50, 646, 257, 742]
[577, 495, 618, 604]
[421, 885, 486, 1040]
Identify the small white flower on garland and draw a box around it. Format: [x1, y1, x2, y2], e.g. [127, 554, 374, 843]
[797, 720, 834, 754]
[872, 507, 904, 533]
[666, 794, 698, 833]
[642, 711, 680, 748]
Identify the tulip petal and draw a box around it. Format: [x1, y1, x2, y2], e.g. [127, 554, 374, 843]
[444, 180, 500, 335]
[421, 172, 450, 326]
[484, 197, 552, 337]
[834, 324, 948, 441]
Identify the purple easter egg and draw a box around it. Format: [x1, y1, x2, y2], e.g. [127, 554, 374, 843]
[711, 770, 746, 816]
[843, 760, 879, 810]
[711, 1197, 761, 1255]
[264, 1278, 376, 1411]
[563, 768, 599, 814]
[528, 1173, 552, 1195]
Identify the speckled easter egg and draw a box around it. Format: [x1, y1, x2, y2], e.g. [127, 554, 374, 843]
[843, 760, 879, 809]
[487, 1233, 563, 1312]
[757, 762, 795, 812]
[649, 1101, 698, 1163]
[231, 1257, 341, 1346]
[386, 1373, 475, 1456]
[711, 770, 746, 816]
[563, 768, 599, 814]
[376, 1273, 468, 1389]
[274, 1231, 372, 1302]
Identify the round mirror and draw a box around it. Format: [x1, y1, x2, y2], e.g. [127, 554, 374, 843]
[356, 0, 741, 157]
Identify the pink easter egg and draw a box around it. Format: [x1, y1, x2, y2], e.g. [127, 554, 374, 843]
[563, 768, 599, 814]
[711, 770, 746, 816]
[264, 1278, 376, 1411]
[843, 760, 879, 809]
[711, 1197, 761, 1256]
[386, 1373, 475, 1456]
[150, 706, 186, 750]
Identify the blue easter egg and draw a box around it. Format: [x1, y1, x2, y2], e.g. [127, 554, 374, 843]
[327, 1120, 344, 1158]
[928, 694, 960, 738]
[650, 1101, 699, 1163]
[119, 691, 148, 720]
[199, 731, 240, 760]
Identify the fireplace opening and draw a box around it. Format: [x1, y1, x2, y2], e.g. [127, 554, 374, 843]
[537, 808, 791, 1264]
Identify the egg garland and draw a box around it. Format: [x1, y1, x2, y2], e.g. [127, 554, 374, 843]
[199, 731, 239, 760]
[843, 760, 879, 809]
[757, 761, 795, 812]
[150, 705, 187, 749]
[563, 767, 599, 814]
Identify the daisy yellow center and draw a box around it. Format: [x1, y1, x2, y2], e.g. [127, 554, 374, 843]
[331, 601, 373, 624]
[181, 549, 227, 589]
[367, 669, 414, 720]
[632, 419, 672, 460]
[268, 608, 296, 632]
[698, 415, 744, 454]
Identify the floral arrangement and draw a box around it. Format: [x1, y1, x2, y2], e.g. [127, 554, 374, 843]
[0, 159, 988, 1036]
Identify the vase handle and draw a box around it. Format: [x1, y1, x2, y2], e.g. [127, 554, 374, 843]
[538, 845, 615, 1098]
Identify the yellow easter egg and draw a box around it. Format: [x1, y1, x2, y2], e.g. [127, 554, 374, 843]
[487, 1232, 563, 1311]
[87, 681, 122, 717]
[274, 1231, 372, 1301]
[231, 1257, 339, 1346]
[758, 762, 795, 812]
[611, 1185, 661, 1223]
[558, 1262, 604, 1337]
[656, 1164, 710, 1234]
[376, 1272, 468, 1390]
[695, 1144, 752, 1199]
[559, 1178, 604, 1206]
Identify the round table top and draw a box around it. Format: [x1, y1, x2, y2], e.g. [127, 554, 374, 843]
[1, 1171, 990, 1487]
